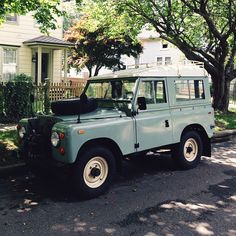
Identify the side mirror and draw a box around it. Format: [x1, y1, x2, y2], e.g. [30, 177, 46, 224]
[137, 97, 147, 110]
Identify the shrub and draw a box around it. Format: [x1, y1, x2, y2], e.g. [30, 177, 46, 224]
[1, 74, 34, 122]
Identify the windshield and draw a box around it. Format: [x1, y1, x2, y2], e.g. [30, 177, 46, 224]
[85, 78, 137, 100]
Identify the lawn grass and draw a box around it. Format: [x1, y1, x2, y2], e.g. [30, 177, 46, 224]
[0, 128, 18, 146]
[0, 127, 19, 166]
[215, 108, 236, 131]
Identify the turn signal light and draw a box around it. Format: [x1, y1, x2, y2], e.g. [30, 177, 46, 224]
[59, 133, 65, 139]
[59, 147, 65, 155]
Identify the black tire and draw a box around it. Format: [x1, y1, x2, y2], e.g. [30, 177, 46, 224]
[73, 146, 116, 199]
[51, 98, 97, 116]
[172, 131, 203, 170]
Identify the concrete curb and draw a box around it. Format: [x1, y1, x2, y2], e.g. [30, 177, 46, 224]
[0, 130, 235, 175]
[212, 129, 236, 143]
[0, 162, 26, 175]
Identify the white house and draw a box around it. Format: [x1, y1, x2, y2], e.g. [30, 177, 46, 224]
[78, 29, 187, 77]
[124, 29, 186, 67]
[0, 13, 73, 84]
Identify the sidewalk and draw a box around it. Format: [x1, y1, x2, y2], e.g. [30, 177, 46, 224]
[0, 127, 236, 175]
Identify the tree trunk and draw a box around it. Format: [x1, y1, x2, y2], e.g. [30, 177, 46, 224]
[88, 68, 92, 77]
[212, 69, 231, 113]
[94, 65, 102, 76]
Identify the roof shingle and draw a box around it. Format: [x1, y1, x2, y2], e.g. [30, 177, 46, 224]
[23, 35, 74, 47]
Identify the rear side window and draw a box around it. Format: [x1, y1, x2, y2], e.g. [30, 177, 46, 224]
[175, 80, 205, 101]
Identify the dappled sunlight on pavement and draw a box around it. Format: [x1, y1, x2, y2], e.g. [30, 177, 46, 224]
[204, 141, 236, 168]
[0, 141, 236, 235]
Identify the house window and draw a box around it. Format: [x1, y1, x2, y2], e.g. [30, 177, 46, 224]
[165, 57, 172, 65]
[161, 40, 169, 49]
[6, 13, 17, 23]
[2, 48, 17, 80]
[157, 57, 163, 65]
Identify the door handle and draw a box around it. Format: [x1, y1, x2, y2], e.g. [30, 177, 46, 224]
[165, 120, 170, 127]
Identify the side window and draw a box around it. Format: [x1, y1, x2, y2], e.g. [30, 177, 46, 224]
[175, 80, 190, 101]
[137, 80, 167, 107]
[154, 81, 167, 103]
[138, 81, 155, 104]
[175, 80, 205, 101]
[189, 80, 205, 99]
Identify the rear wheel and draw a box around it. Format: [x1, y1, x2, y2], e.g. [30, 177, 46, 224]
[172, 131, 203, 170]
[73, 146, 116, 199]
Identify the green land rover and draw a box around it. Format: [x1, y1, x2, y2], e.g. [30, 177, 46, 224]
[18, 62, 215, 199]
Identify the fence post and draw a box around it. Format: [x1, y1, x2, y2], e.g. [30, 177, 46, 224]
[44, 79, 50, 114]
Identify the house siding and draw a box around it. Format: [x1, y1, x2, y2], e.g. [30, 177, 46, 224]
[0, 14, 63, 44]
[0, 13, 64, 82]
[18, 46, 32, 76]
[53, 50, 62, 82]
[125, 38, 185, 66]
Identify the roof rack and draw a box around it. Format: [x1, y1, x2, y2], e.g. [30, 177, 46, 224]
[126, 60, 205, 69]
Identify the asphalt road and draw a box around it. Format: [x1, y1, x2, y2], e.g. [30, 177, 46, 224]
[0, 140, 236, 236]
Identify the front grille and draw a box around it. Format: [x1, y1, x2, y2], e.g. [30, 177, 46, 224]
[26, 117, 57, 160]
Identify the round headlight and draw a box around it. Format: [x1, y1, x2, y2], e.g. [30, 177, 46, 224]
[19, 127, 26, 139]
[51, 132, 60, 147]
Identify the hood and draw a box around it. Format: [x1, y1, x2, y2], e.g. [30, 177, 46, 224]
[52, 108, 126, 123]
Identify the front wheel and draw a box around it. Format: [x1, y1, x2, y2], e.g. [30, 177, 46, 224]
[73, 146, 116, 199]
[172, 131, 203, 170]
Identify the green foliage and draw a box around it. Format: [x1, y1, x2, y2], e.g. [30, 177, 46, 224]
[79, 0, 143, 41]
[13, 73, 32, 82]
[0, 129, 18, 147]
[107, 0, 236, 112]
[0, 74, 34, 122]
[215, 109, 236, 131]
[65, 14, 143, 76]
[3, 82, 33, 122]
[0, 128, 20, 166]
[0, 0, 64, 34]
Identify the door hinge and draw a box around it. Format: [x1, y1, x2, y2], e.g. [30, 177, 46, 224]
[134, 143, 140, 149]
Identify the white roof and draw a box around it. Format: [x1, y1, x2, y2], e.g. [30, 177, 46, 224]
[90, 61, 208, 80]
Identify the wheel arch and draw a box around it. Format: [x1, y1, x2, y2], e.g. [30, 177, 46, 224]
[181, 124, 211, 157]
[77, 138, 123, 171]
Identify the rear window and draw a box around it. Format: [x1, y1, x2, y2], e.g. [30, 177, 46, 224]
[175, 80, 205, 101]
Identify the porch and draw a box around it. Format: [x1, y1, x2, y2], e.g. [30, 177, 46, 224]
[23, 35, 73, 84]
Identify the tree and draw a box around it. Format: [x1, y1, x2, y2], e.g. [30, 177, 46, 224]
[64, 1, 143, 77]
[112, 0, 236, 112]
[65, 17, 143, 77]
[0, 0, 64, 33]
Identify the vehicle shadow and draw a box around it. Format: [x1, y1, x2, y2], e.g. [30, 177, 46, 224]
[0, 152, 176, 205]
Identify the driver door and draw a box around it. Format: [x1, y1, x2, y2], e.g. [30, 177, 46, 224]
[134, 78, 173, 151]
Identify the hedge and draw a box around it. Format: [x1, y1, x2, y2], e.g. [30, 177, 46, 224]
[0, 74, 34, 123]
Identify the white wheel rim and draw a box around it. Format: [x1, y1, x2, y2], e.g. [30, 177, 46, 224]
[183, 138, 198, 162]
[83, 156, 108, 188]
